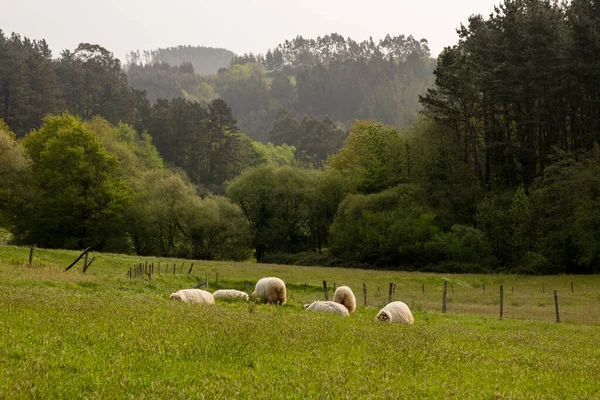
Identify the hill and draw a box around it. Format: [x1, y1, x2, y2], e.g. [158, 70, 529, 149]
[126, 45, 235, 75]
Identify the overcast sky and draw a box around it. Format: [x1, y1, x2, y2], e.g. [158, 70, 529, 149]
[1, 0, 502, 62]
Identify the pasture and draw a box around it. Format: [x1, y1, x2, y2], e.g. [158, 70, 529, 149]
[1, 245, 599, 399]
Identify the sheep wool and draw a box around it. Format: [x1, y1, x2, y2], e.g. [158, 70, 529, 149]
[170, 289, 215, 304]
[332, 285, 357, 313]
[376, 301, 414, 324]
[303, 301, 350, 317]
[213, 289, 250, 301]
[252, 277, 287, 305]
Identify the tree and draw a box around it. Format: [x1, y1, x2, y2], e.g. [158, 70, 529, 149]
[0, 120, 32, 230]
[328, 120, 406, 193]
[227, 165, 315, 260]
[16, 114, 132, 251]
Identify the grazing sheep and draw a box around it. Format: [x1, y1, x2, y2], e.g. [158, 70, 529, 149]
[333, 285, 356, 313]
[169, 289, 215, 304]
[213, 289, 249, 301]
[376, 301, 414, 324]
[303, 301, 349, 317]
[252, 277, 287, 305]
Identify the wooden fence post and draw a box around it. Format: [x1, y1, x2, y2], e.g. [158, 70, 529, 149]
[393, 283, 396, 294]
[554, 290, 560, 323]
[333, 282, 336, 291]
[543, 282, 545, 294]
[388, 283, 393, 303]
[83, 257, 95, 273]
[188, 263, 194, 274]
[216, 272, 219, 288]
[28, 246, 35, 267]
[500, 285, 504, 319]
[158, 262, 161, 274]
[451, 283, 454, 296]
[483, 283, 485, 293]
[442, 281, 448, 313]
[205, 274, 209, 290]
[571, 281, 573, 293]
[323, 280, 328, 301]
[362, 283, 367, 307]
[422, 283, 424, 294]
[64, 247, 91, 272]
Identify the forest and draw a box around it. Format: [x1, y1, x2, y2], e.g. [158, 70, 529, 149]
[1, 0, 600, 275]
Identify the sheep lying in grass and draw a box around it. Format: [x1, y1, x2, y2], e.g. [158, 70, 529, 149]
[303, 301, 349, 317]
[333, 285, 356, 313]
[376, 301, 414, 324]
[213, 289, 249, 301]
[169, 289, 215, 304]
[252, 277, 287, 305]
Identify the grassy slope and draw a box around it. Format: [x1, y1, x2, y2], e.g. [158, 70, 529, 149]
[1, 245, 599, 399]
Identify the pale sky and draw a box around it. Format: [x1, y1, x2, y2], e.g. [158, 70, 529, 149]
[1, 0, 502, 62]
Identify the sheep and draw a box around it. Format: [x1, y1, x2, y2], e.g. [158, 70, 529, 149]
[333, 285, 356, 313]
[252, 277, 287, 305]
[303, 301, 349, 317]
[376, 301, 414, 324]
[169, 289, 215, 304]
[213, 289, 249, 301]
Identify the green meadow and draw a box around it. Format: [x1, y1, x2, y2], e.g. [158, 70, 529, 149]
[1, 245, 599, 399]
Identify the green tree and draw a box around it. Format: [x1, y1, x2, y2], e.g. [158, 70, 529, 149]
[17, 114, 132, 251]
[227, 165, 315, 260]
[0, 120, 32, 230]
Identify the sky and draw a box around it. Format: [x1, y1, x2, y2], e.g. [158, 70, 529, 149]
[1, 0, 502, 62]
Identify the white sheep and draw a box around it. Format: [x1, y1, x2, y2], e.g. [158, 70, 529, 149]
[169, 289, 215, 304]
[303, 301, 349, 317]
[333, 285, 356, 313]
[252, 277, 287, 305]
[213, 289, 250, 301]
[376, 301, 414, 324]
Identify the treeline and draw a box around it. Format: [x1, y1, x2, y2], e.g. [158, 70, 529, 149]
[0, 34, 147, 138]
[0, 115, 252, 259]
[126, 33, 435, 143]
[126, 45, 235, 75]
[231, 33, 430, 68]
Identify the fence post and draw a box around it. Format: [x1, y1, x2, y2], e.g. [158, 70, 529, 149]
[388, 283, 393, 303]
[188, 263, 194, 274]
[323, 280, 328, 301]
[28, 246, 35, 267]
[205, 274, 209, 290]
[500, 285, 504, 319]
[304, 283, 307, 292]
[554, 290, 560, 323]
[216, 272, 219, 288]
[362, 283, 367, 307]
[483, 283, 485, 293]
[442, 281, 448, 313]
[571, 281, 573, 293]
[543, 282, 545, 294]
[422, 283, 424, 294]
[158, 262, 161, 274]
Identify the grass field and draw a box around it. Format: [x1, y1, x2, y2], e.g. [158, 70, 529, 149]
[1, 245, 599, 399]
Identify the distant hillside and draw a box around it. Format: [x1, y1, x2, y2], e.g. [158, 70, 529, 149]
[126, 45, 235, 76]
[126, 33, 435, 143]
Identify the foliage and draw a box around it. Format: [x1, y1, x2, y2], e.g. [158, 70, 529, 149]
[0, 120, 32, 230]
[329, 184, 438, 266]
[328, 120, 406, 193]
[17, 114, 132, 251]
[227, 165, 316, 260]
